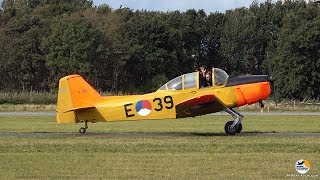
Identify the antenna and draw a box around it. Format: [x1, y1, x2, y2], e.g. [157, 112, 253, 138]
[173, 67, 182, 76]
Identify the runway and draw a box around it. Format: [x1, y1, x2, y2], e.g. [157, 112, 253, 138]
[0, 111, 319, 116]
[1, 111, 319, 137]
[1, 132, 320, 137]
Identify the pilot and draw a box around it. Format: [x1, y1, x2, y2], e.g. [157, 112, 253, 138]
[198, 66, 206, 87]
[200, 71, 212, 88]
[198, 66, 206, 76]
[198, 66, 213, 88]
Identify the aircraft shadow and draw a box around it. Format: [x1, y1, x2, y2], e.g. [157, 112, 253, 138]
[0, 132, 319, 137]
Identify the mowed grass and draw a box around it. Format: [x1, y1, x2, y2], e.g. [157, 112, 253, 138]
[0, 115, 320, 179]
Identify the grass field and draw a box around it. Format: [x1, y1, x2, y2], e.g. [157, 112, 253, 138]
[0, 115, 320, 179]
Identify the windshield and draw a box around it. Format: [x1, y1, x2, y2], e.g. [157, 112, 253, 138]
[214, 68, 229, 86]
[184, 72, 197, 89]
[167, 76, 182, 90]
[158, 72, 197, 91]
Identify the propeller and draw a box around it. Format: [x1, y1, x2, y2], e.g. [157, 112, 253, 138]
[267, 53, 278, 108]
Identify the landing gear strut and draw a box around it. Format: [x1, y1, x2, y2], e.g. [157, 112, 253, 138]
[224, 108, 243, 135]
[79, 120, 88, 134]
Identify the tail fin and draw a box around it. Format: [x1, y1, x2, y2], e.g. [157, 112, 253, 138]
[56, 74, 102, 124]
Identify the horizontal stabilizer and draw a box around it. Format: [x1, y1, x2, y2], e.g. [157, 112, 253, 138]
[56, 74, 102, 124]
[66, 106, 95, 112]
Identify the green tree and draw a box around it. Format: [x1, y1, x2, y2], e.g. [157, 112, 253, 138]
[220, 8, 256, 75]
[0, 11, 48, 91]
[124, 11, 176, 92]
[205, 12, 224, 68]
[42, 13, 110, 89]
[83, 6, 133, 91]
[0, 0, 319, 100]
[273, 3, 320, 100]
[179, 9, 208, 71]
[0, 0, 95, 91]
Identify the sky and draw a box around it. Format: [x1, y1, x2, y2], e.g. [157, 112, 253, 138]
[0, 0, 269, 13]
[93, 0, 268, 13]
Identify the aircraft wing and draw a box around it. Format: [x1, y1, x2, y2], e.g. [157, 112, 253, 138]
[175, 94, 225, 118]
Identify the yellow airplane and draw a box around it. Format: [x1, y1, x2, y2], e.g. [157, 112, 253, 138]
[56, 68, 271, 135]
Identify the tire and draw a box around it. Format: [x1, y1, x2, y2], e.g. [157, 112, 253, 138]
[79, 127, 86, 134]
[224, 121, 238, 135]
[236, 123, 242, 133]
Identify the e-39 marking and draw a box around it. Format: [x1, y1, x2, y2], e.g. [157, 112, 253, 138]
[124, 95, 174, 117]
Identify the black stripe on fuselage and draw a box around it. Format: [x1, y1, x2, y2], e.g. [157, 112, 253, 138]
[226, 75, 269, 87]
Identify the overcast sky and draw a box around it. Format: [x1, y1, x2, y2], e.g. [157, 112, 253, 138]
[93, 0, 267, 13]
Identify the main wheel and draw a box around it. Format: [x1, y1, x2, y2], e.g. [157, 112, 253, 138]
[236, 123, 242, 133]
[224, 121, 239, 135]
[79, 127, 86, 134]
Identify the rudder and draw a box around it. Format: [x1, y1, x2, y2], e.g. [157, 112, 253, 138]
[56, 75, 102, 124]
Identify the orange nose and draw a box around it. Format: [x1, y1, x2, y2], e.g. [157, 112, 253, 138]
[235, 82, 271, 106]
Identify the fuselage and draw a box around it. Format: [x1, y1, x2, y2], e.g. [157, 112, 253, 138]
[74, 76, 271, 123]
[56, 69, 271, 124]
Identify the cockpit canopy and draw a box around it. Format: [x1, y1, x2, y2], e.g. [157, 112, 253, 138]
[158, 68, 229, 91]
[163, 72, 197, 90]
[213, 68, 229, 86]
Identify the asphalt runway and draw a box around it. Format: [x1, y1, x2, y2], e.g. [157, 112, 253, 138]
[1, 132, 320, 137]
[0, 111, 319, 116]
[0, 111, 319, 137]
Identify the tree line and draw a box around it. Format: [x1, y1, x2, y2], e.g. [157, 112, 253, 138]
[0, 0, 319, 100]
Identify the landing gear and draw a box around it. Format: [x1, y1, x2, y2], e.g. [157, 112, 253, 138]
[236, 123, 243, 133]
[224, 108, 243, 135]
[224, 121, 243, 135]
[79, 120, 88, 134]
[79, 127, 86, 133]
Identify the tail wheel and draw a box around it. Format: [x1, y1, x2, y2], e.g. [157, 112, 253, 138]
[79, 127, 86, 134]
[79, 120, 88, 134]
[224, 121, 241, 135]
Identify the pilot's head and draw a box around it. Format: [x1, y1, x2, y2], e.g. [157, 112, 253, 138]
[205, 72, 211, 81]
